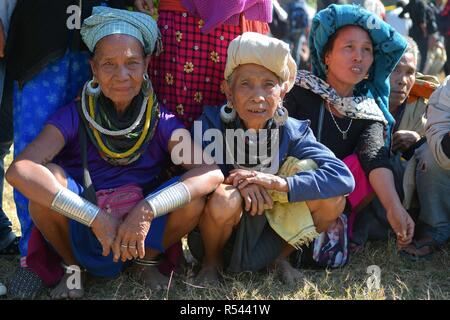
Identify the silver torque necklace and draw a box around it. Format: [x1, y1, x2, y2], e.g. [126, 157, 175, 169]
[326, 102, 353, 140]
[81, 84, 148, 137]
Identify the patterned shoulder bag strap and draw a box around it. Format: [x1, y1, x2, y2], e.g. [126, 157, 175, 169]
[76, 100, 97, 204]
[316, 100, 325, 144]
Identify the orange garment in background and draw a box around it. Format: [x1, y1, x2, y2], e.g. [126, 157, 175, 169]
[240, 13, 270, 34]
[158, 0, 185, 12]
[407, 80, 439, 104]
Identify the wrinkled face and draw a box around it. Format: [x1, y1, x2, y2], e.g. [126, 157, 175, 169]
[90, 34, 150, 109]
[223, 64, 287, 130]
[389, 52, 416, 108]
[325, 26, 374, 89]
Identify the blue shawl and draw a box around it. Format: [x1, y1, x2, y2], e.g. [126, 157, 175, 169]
[309, 4, 407, 145]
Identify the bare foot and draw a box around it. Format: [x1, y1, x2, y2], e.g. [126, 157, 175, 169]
[133, 265, 169, 290]
[50, 269, 84, 300]
[194, 265, 220, 286]
[274, 259, 303, 285]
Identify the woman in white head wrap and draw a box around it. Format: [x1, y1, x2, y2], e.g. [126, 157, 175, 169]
[188, 32, 355, 285]
[6, 7, 224, 299]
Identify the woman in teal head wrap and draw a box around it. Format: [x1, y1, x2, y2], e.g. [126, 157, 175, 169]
[6, 6, 224, 299]
[285, 4, 416, 253]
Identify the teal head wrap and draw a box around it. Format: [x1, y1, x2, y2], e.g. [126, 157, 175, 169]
[309, 4, 407, 144]
[81, 6, 161, 55]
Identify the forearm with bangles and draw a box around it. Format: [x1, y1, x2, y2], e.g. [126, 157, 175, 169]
[144, 181, 191, 219]
[49, 181, 192, 226]
[51, 188, 100, 226]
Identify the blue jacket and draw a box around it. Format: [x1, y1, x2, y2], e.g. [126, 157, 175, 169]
[195, 107, 355, 202]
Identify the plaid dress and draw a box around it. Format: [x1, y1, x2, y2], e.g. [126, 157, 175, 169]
[150, 10, 241, 128]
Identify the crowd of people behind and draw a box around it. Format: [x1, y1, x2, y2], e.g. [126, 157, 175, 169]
[0, 0, 449, 299]
[272, 0, 450, 76]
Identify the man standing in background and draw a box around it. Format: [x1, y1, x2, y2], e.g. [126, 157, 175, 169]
[440, 0, 450, 75]
[400, 0, 438, 72]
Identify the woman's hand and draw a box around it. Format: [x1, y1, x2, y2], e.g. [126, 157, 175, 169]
[368, 167, 415, 249]
[226, 169, 288, 192]
[111, 200, 153, 262]
[392, 130, 421, 153]
[90, 210, 121, 258]
[238, 184, 273, 215]
[386, 204, 415, 248]
[134, 0, 154, 15]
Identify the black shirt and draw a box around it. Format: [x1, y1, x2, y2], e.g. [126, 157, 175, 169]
[284, 86, 392, 175]
[400, 0, 427, 39]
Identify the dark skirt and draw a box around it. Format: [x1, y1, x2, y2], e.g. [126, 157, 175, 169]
[188, 212, 285, 272]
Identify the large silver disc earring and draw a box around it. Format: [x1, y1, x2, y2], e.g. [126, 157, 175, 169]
[142, 73, 153, 97]
[273, 105, 288, 126]
[220, 101, 236, 124]
[86, 77, 101, 97]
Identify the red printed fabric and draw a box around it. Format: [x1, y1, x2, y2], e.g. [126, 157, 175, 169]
[150, 11, 241, 128]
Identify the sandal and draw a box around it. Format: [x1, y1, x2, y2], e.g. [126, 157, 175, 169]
[399, 237, 437, 262]
[7, 267, 44, 299]
[0, 236, 20, 255]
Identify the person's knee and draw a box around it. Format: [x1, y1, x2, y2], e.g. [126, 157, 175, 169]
[22, 164, 68, 223]
[332, 196, 346, 217]
[45, 163, 68, 188]
[28, 197, 65, 225]
[309, 196, 345, 218]
[28, 200, 51, 223]
[308, 196, 345, 232]
[205, 184, 242, 226]
[182, 196, 207, 221]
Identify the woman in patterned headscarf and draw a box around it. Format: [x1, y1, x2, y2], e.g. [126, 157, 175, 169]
[284, 4, 415, 253]
[6, 6, 223, 299]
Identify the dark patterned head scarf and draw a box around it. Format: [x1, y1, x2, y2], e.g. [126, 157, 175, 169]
[81, 6, 161, 55]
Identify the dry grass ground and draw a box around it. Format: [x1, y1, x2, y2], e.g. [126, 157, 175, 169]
[1, 150, 449, 300]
